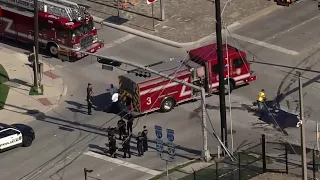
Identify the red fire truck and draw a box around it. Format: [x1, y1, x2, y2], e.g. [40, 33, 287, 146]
[118, 43, 257, 114]
[0, 0, 104, 59]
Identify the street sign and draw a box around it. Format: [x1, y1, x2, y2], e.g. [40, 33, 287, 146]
[166, 129, 174, 142]
[155, 125, 163, 139]
[166, 129, 175, 160]
[155, 125, 163, 157]
[147, 0, 156, 5]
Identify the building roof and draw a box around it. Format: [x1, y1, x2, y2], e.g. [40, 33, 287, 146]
[188, 43, 240, 63]
[121, 60, 202, 84]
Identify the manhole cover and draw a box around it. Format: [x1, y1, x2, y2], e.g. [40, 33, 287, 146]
[27, 109, 40, 115]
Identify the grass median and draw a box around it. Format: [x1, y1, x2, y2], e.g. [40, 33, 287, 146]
[0, 64, 9, 109]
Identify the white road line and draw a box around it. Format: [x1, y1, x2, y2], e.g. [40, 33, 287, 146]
[102, 34, 136, 50]
[231, 33, 300, 56]
[84, 151, 162, 176]
[270, 15, 320, 41]
[55, 65, 65, 68]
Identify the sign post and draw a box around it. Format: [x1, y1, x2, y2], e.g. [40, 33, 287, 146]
[151, 3, 155, 30]
[147, 0, 156, 30]
[155, 125, 164, 158]
[155, 126, 176, 179]
[166, 129, 175, 179]
[166, 129, 175, 161]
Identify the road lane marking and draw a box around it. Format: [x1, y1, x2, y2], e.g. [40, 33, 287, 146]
[265, 15, 320, 43]
[84, 151, 162, 176]
[231, 33, 300, 56]
[101, 34, 136, 50]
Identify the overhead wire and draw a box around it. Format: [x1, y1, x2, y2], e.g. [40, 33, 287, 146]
[222, 23, 299, 154]
[99, 45, 217, 145]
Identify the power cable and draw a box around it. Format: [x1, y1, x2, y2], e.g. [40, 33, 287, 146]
[222, 23, 299, 155]
[89, 45, 217, 146]
[117, 47, 218, 143]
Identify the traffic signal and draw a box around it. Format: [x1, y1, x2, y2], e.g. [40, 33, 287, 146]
[129, 70, 151, 78]
[97, 57, 122, 67]
[275, 0, 292, 6]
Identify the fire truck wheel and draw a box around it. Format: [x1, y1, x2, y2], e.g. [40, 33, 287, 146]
[47, 43, 58, 56]
[224, 79, 235, 95]
[160, 98, 175, 112]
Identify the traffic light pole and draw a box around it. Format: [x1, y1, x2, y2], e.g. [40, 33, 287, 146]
[215, 0, 228, 149]
[33, 0, 40, 92]
[79, 53, 238, 161]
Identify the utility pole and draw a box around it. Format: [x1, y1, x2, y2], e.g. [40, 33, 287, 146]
[80, 53, 238, 161]
[215, 0, 228, 149]
[297, 71, 307, 179]
[33, 0, 40, 92]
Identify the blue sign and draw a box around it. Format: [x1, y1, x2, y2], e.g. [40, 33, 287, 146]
[168, 146, 175, 156]
[156, 140, 164, 152]
[166, 129, 174, 142]
[155, 125, 163, 139]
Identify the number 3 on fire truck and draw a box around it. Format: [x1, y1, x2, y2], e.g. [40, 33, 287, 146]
[146, 97, 152, 105]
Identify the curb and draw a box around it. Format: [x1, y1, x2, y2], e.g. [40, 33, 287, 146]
[93, 5, 281, 49]
[24, 73, 68, 124]
[28, 82, 68, 122]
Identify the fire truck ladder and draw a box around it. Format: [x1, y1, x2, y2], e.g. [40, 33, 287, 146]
[38, 0, 86, 21]
[0, 0, 86, 22]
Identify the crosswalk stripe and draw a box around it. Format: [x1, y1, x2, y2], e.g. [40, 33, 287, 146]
[101, 34, 135, 50]
[84, 151, 162, 176]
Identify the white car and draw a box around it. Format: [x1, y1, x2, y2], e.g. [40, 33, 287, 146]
[0, 123, 35, 152]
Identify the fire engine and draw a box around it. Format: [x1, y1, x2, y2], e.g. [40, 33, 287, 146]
[0, 0, 104, 59]
[118, 43, 257, 114]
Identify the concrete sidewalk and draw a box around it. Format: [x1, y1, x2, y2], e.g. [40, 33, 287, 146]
[0, 46, 67, 125]
[78, 0, 281, 47]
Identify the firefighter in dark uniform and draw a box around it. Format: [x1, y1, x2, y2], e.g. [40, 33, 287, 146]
[117, 118, 126, 140]
[87, 96, 93, 115]
[136, 132, 144, 156]
[109, 134, 117, 158]
[122, 130, 131, 158]
[126, 114, 134, 134]
[86, 83, 94, 100]
[142, 126, 148, 152]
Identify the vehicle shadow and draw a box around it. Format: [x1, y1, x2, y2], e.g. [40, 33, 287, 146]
[245, 100, 299, 135]
[92, 92, 112, 111]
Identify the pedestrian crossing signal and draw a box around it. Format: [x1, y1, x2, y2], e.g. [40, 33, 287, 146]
[275, 0, 292, 6]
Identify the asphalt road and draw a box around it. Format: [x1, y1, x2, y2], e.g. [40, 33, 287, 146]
[1, 1, 320, 179]
[230, 0, 320, 121]
[0, 24, 211, 180]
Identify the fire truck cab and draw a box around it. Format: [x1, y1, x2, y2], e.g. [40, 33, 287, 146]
[0, 0, 104, 60]
[118, 43, 257, 114]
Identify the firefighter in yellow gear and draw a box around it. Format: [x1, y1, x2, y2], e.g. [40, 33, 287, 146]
[257, 89, 266, 110]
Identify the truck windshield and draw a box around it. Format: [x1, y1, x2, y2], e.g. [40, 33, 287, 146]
[72, 20, 94, 37]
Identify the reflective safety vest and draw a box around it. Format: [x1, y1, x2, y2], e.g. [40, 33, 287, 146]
[257, 92, 266, 102]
